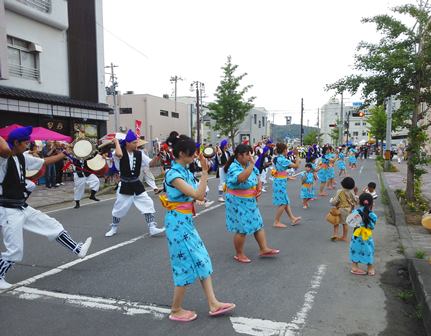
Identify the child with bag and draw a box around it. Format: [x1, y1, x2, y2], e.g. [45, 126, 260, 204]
[348, 193, 377, 276]
[328, 177, 358, 241]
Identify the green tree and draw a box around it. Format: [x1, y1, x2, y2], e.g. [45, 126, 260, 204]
[303, 130, 322, 145]
[366, 105, 387, 155]
[207, 56, 255, 147]
[327, 2, 431, 201]
[329, 127, 339, 146]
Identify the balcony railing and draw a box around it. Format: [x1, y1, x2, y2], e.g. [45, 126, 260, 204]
[9, 63, 40, 81]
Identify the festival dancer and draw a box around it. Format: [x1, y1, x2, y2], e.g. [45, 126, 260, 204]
[337, 145, 347, 177]
[160, 134, 235, 322]
[105, 130, 165, 237]
[300, 163, 316, 209]
[224, 144, 279, 263]
[348, 146, 358, 169]
[317, 146, 330, 196]
[0, 127, 92, 289]
[71, 158, 101, 209]
[215, 139, 230, 202]
[272, 143, 301, 227]
[326, 146, 336, 189]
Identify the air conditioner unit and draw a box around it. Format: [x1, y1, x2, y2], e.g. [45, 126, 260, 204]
[28, 43, 43, 53]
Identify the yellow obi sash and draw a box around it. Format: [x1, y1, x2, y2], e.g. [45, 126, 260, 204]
[353, 227, 373, 241]
[271, 170, 288, 179]
[302, 183, 313, 188]
[226, 186, 257, 198]
[159, 194, 195, 215]
[320, 163, 328, 168]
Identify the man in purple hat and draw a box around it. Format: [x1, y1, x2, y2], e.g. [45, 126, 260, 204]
[0, 127, 92, 290]
[105, 130, 165, 237]
[215, 139, 230, 202]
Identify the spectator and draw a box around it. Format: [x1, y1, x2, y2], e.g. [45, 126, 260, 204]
[42, 141, 57, 188]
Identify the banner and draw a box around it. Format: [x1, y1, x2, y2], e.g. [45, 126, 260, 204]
[135, 120, 142, 137]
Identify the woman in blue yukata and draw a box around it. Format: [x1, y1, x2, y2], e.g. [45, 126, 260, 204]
[224, 144, 279, 263]
[337, 145, 347, 177]
[317, 146, 330, 196]
[161, 134, 235, 322]
[348, 146, 358, 169]
[325, 146, 336, 190]
[272, 143, 301, 227]
[300, 163, 316, 209]
[349, 193, 377, 276]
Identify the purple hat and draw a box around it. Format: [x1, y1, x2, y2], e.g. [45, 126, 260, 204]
[196, 143, 201, 149]
[266, 138, 273, 145]
[220, 139, 228, 149]
[7, 126, 32, 149]
[120, 129, 138, 146]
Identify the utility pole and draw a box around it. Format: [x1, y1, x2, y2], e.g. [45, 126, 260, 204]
[300, 98, 304, 146]
[190, 81, 205, 144]
[105, 62, 119, 132]
[384, 95, 393, 171]
[338, 92, 344, 146]
[317, 107, 320, 144]
[170, 75, 183, 114]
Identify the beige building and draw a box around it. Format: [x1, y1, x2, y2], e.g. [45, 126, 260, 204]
[107, 93, 189, 152]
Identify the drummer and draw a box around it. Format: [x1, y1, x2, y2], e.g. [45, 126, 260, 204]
[71, 157, 101, 209]
[105, 130, 165, 237]
[0, 127, 92, 289]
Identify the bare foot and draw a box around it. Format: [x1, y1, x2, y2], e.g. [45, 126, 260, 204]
[319, 192, 328, 196]
[337, 237, 348, 242]
[273, 222, 287, 228]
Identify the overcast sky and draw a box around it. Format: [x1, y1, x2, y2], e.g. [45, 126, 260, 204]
[102, 0, 409, 125]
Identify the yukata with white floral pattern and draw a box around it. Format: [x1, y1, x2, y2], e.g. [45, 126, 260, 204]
[272, 155, 293, 205]
[164, 162, 212, 287]
[225, 160, 263, 235]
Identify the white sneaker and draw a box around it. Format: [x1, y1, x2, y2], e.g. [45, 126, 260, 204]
[78, 237, 92, 258]
[218, 197, 225, 202]
[0, 278, 12, 290]
[205, 200, 214, 208]
[105, 226, 118, 237]
[149, 226, 165, 237]
[261, 188, 267, 193]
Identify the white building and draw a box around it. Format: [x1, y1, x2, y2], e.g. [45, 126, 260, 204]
[0, 0, 110, 138]
[107, 93, 189, 153]
[320, 98, 370, 146]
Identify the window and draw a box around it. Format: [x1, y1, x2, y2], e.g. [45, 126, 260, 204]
[17, 0, 51, 13]
[160, 110, 168, 117]
[171, 112, 179, 118]
[353, 131, 359, 136]
[262, 117, 265, 127]
[119, 108, 132, 114]
[362, 132, 367, 136]
[258, 120, 261, 128]
[363, 122, 367, 126]
[7, 36, 40, 81]
[254, 114, 257, 124]
[354, 122, 360, 126]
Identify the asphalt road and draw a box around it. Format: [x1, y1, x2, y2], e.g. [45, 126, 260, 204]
[0, 159, 425, 336]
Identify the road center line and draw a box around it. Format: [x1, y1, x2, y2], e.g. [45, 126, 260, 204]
[230, 264, 327, 336]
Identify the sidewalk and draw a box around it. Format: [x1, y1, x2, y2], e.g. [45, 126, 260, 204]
[27, 166, 164, 209]
[381, 160, 431, 335]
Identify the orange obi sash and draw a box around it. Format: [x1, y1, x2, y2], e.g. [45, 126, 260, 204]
[302, 183, 313, 188]
[271, 170, 288, 179]
[226, 186, 257, 198]
[159, 194, 195, 215]
[320, 163, 328, 168]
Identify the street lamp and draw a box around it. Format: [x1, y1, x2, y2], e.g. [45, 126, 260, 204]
[190, 81, 205, 143]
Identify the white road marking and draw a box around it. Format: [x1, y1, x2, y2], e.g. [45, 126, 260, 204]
[10, 286, 170, 319]
[359, 166, 364, 175]
[2, 190, 225, 293]
[230, 264, 327, 336]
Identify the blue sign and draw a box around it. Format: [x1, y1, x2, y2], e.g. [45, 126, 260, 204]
[352, 102, 363, 107]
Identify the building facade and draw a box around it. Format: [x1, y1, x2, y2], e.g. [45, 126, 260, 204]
[0, 0, 110, 139]
[320, 98, 370, 146]
[107, 93, 189, 153]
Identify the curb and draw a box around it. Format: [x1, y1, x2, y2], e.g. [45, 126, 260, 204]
[380, 171, 431, 335]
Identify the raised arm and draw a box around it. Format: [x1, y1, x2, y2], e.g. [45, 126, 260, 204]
[113, 138, 122, 158]
[0, 136, 12, 158]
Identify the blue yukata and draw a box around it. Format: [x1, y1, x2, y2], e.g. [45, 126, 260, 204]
[337, 152, 346, 170]
[326, 153, 335, 179]
[317, 155, 329, 183]
[272, 155, 292, 206]
[349, 207, 377, 265]
[164, 162, 212, 286]
[300, 171, 315, 199]
[349, 149, 357, 165]
[225, 160, 263, 235]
